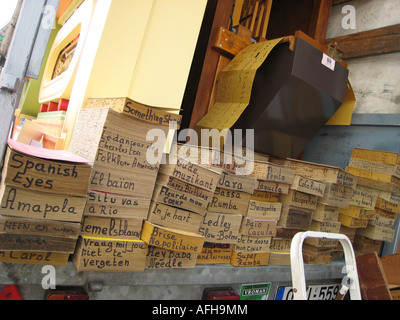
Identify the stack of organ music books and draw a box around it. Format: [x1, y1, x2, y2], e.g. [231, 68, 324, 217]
[69, 97, 181, 272]
[0, 139, 91, 266]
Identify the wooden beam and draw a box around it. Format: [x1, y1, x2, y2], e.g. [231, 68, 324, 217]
[231, 0, 244, 27]
[326, 24, 400, 59]
[188, 0, 235, 130]
[313, 0, 333, 44]
[212, 26, 252, 57]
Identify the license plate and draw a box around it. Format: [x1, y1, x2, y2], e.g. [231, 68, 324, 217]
[275, 283, 341, 300]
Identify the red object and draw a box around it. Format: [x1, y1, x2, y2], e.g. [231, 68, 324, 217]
[0, 285, 23, 300]
[58, 99, 69, 111]
[48, 101, 58, 111]
[46, 289, 89, 300]
[40, 104, 49, 113]
[204, 289, 240, 300]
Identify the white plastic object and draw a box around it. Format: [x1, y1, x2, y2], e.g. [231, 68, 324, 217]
[290, 231, 362, 300]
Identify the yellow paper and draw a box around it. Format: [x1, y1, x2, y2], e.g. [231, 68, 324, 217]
[196, 37, 283, 132]
[326, 80, 356, 126]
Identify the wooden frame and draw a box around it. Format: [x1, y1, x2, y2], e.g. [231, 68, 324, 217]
[184, 0, 335, 132]
[327, 24, 400, 59]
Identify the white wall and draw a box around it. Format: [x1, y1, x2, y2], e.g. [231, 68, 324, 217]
[327, 0, 400, 114]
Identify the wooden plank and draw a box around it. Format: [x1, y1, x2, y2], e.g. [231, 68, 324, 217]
[357, 225, 395, 242]
[196, 242, 232, 264]
[84, 190, 151, 220]
[85, 97, 182, 128]
[0, 234, 77, 253]
[356, 252, 393, 300]
[258, 0, 273, 39]
[230, 249, 270, 267]
[303, 243, 333, 255]
[253, 2, 265, 38]
[324, 183, 354, 199]
[80, 217, 143, 241]
[240, 217, 277, 237]
[250, 190, 280, 202]
[312, 204, 339, 222]
[217, 170, 256, 194]
[242, 0, 255, 30]
[375, 198, 400, 214]
[159, 156, 220, 193]
[346, 167, 400, 186]
[349, 158, 400, 179]
[338, 213, 368, 228]
[236, 235, 272, 252]
[147, 202, 203, 234]
[326, 24, 400, 59]
[248, 0, 259, 34]
[340, 225, 357, 240]
[369, 214, 395, 229]
[305, 237, 338, 248]
[141, 221, 205, 255]
[375, 208, 397, 220]
[353, 235, 382, 255]
[152, 184, 209, 216]
[209, 187, 252, 215]
[303, 251, 332, 265]
[339, 206, 374, 220]
[247, 200, 282, 220]
[0, 250, 69, 266]
[291, 175, 326, 197]
[352, 176, 400, 194]
[380, 254, 400, 285]
[351, 148, 400, 166]
[280, 190, 318, 211]
[72, 236, 147, 272]
[0, 216, 80, 239]
[278, 205, 313, 230]
[310, 220, 341, 233]
[231, 0, 245, 27]
[156, 173, 214, 204]
[197, 211, 242, 244]
[270, 238, 291, 253]
[275, 227, 299, 239]
[250, 161, 296, 185]
[254, 180, 290, 194]
[349, 187, 378, 210]
[145, 246, 197, 270]
[272, 157, 357, 189]
[1, 145, 92, 197]
[0, 185, 87, 223]
[268, 252, 290, 265]
[319, 192, 351, 209]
